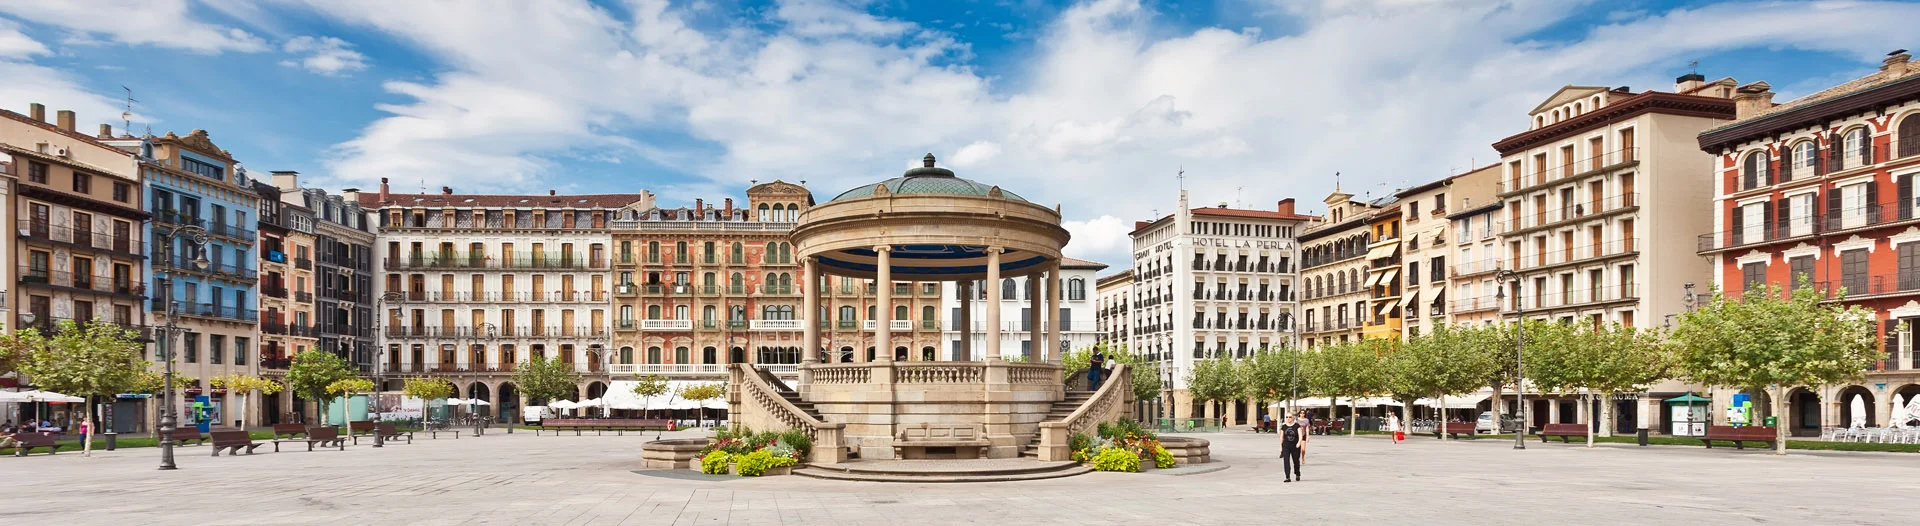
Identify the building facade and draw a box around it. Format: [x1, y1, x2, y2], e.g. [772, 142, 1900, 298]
[1362, 204, 1404, 340]
[1446, 198, 1508, 327]
[943, 257, 1105, 361]
[1396, 164, 1499, 337]
[1696, 51, 1920, 433]
[301, 181, 377, 375]
[1125, 191, 1309, 423]
[366, 181, 639, 423]
[1298, 190, 1381, 348]
[1094, 271, 1132, 349]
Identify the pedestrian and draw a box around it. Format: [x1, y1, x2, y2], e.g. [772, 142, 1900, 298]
[1087, 349, 1106, 391]
[1295, 411, 1310, 462]
[1386, 412, 1403, 443]
[1280, 414, 1304, 482]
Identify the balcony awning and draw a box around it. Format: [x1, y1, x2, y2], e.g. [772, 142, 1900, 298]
[1375, 268, 1398, 286]
[1362, 272, 1383, 289]
[1375, 300, 1396, 317]
[1366, 243, 1400, 260]
[1398, 291, 1420, 308]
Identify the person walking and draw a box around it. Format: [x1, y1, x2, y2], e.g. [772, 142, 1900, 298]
[1386, 411, 1403, 443]
[1280, 414, 1305, 482]
[1087, 349, 1106, 391]
[1295, 411, 1310, 462]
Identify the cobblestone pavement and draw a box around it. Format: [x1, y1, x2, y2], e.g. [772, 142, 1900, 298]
[0, 429, 1907, 525]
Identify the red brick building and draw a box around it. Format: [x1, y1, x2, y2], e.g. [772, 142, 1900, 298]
[1696, 51, 1920, 432]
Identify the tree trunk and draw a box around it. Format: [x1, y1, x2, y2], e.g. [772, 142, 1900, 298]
[1492, 382, 1505, 435]
[1774, 385, 1788, 455]
[1586, 394, 1597, 448]
[1441, 398, 1450, 440]
[82, 399, 95, 457]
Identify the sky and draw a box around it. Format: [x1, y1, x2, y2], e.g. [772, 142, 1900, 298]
[2, 0, 1917, 269]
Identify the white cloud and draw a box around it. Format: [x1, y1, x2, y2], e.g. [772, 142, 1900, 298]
[281, 36, 368, 76]
[282, 0, 1920, 269]
[1062, 214, 1138, 266]
[0, 18, 47, 58]
[0, 0, 267, 53]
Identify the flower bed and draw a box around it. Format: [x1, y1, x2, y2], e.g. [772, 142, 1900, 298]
[1070, 419, 1175, 472]
[696, 426, 808, 476]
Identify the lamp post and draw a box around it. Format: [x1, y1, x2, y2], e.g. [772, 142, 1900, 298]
[154, 224, 211, 470]
[372, 291, 405, 448]
[1495, 269, 1526, 450]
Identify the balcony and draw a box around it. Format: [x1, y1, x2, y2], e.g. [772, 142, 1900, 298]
[18, 266, 146, 297]
[207, 263, 258, 282]
[643, 284, 690, 295]
[206, 222, 255, 242]
[382, 253, 610, 271]
[400, 291, 605, 303]
[607, 363, 727, 375]
[616, 319, 637, 330]
[1504, 284, 1640, 313]
[295, 291, 314, 303]
[641, 319, 693, 330]
[727, 319, 749, 329]
[295, 257, 312, 270]
[152, 300, 259, 322]
[1509, 238, 1641, 271]
[154, 210, 204, 229]
[17, 219, 143, 256]
[1812, 276, 1920, 301]
[1450, 259, 1504, 278]
[1449, 295, 1501, 314]
[614, 283, 639, 295]
[1497, 147, 1640, 196]
[860, 320, 915, 331]
[1697, 200, 1920, 254]
[261, 282, 289, 299]
[1498, 193, 1641, 234]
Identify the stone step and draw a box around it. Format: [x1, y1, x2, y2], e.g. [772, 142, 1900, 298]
[793, 461, 1090, 483]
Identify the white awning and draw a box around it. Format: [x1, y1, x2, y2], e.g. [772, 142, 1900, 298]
[1376, 269, 1398, 287]
[1414, 393, 1492, 408]
[1362, 272, 1383, 289]
[1398, 291, 1421, 308]
[1365, 243, 1400, 260]
[605, 380, 727, 411]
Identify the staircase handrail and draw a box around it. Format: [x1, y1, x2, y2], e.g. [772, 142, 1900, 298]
[1035, 363, 1130, 461]
[729, 363, 845, 463]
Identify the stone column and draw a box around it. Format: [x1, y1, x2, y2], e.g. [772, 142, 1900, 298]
[986, 248, 1003, 361]
[1027, 274, 1041, 361]
[803, 257, 821, 364]
[874, 246, 893, 363]
[958, 280, 973, 361]
[1046, 260, 1062, 363]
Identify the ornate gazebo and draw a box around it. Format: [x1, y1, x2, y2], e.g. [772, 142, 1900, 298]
[728, 154, 1128, 462]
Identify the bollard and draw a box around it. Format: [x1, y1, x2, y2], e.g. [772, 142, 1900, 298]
[104, 431, 117, 451]
[1637, 428, 1649, 446]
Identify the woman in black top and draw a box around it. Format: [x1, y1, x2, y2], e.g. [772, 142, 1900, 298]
[1280, 414, 1305, 482]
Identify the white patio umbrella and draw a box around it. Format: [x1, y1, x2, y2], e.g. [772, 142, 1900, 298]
[1849, 394, 1867, 429]
[470, 399, 491, 406]
[0, 390, 84, 403]
[445, 398, 469, 406]
[1891, 394, 1909, 429]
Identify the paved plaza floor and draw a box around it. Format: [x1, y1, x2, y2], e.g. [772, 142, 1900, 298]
[0, 428, 1908, 525]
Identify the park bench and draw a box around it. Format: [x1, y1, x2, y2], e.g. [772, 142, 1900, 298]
[375, 423, 413, 444]
[347, 421, 376, 444]
[536, 418, 671, 436]
[271, 423, 308, 439]
[893, 423, 991, 459]
[1320, 420, 1347, 435]
[1435, 422, 1478, 439]
[1253, 420, 1276, 433]
[4, 432, 59, 456]
[1701, 425, 1777, 450]
[168, 427, 208, 446]
[210, 430, 264, 456]
[1538, 423, 1588, 443]
[274, 426, 346, 452]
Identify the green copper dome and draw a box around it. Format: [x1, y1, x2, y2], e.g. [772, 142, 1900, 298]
[829, 154, 1027, 203]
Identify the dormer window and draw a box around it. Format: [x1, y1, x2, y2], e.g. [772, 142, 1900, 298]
[182, 157, 224, 180]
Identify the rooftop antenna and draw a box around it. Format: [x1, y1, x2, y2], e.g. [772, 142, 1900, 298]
[1333, 171, 1341, 193]
[1177, 166, 1185, 191]
[1689, 60, 1699, 75]
[120, 86, 137, 134]
[1236, 186, 1244, 209]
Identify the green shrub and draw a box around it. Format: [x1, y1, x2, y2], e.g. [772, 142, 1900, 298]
[734, 449, 798, 476]
[1153, 445, 1175, 469]
[779, 428, 812, 459]
[1090, 446, 1140, 472]
[1069, 432, 1092, 453]
[700, 451, 731, 474]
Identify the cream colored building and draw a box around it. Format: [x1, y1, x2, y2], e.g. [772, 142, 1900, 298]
[1393, 164, 1499, 336]
[1299, 190, 1381, 349]
[1446, 198, 1508, 327]
[1094, 271, 1131, 349]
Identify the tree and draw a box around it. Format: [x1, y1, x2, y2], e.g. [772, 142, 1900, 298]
[209, 374, 284, 429]
[1185, 357, 1242, 424]
[1240, 347, 1306, 417]
[1390, 326, 1498, 438]
[12, 319, 147, 456]
[629, 374, 670, 417]
[1305, 339, 1393, 436]
[287, 350, 354, 425]
[326, 378, 375, 423]
[676, 382, 725, 426]
[513, 356, 579, 409]
[402, 377, 456, 422]
[1672, 282, 1879, 455]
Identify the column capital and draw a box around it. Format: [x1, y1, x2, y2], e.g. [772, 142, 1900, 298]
[874, 245, 892, 253]
[984, 246, 1004, 254]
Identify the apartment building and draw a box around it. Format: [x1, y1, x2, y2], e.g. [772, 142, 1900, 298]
[1094, 271, 1132, 349]
[1362, 204, 1404, 340]
[1298, 190, 1382, 348]
[1446, 198, 1508, 326]
[251, 180, 320, 425]
[1696, 51, 1920, 431]
[298, 182, 377, 375]
[943, 257, 1105, 360]
[1395, 164, 1499, 336]
[366, 181, 640, 423]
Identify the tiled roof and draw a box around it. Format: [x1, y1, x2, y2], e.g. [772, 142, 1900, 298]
[1059, 257, 1109, 270]
[0, 110, 135, 160]
[1189, 207, 1319, 221]
[360, 192, 649, 209]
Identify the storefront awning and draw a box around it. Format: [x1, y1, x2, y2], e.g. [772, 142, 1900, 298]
[1414, 393, 1491, 408]
[604, 380, 727, 411]
[1366, 243, 1400, 260]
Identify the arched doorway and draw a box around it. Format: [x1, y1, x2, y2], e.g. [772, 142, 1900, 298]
[1837, 385, 1875, 427]
[467, 382, 492, 420]
[498, 382, 520, 424]
[263, 390, 283, 425]
[894, 346, 908, 361]
[586, 381, 608, 399]
[703, 346, 717, 364]
[1895, 384, 1920, 427]
[730, 347, 746, 363]
[1787, 387, 1820, 437]
[921, 346, 935, 361]
[839, 346, 854, 363]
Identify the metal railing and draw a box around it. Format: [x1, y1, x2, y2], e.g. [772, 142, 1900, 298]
[395, 291, 607, 303]
[1509, 238, 1641, 269]
[1450, 258, 1504, 277]
[1811, 276, 1920, 300]
[1504, 284, 1641, 312]
[382, 254, 609, 270]
[1498, 193, 1640, 233]
[1497, 147, 1639, 195]
[17, 266, 146, 296]
[151, 300, 259, 321]
[17, 219, 142, 255]
[1697, 200, 1920, 253]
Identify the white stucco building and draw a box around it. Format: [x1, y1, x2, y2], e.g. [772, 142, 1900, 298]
[941, 257, 1106, 361]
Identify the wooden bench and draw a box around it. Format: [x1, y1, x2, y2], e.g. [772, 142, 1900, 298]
[4, 433, 60, 456]
[893, 423, 990, 459]
[376, 423, 413, 444]
[1701, 425, 1777, 450]
[1435, 422, 1478, 439]
[1253, 420, 1276, 433]
[1538, 423, 1588, 443]
[168, 427, 208, 446]
[537, 418, 670, 436]
[210, 430, 264, 456]
[274, 426, 346, 452]
[347, 421, 375, 444]
[271, 423, 308, 439]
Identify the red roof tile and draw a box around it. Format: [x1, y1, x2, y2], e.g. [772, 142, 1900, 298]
[360, 192, 649, 209]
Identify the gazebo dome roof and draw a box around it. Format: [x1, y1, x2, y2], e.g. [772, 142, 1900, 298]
[829, 154, 1026, 203]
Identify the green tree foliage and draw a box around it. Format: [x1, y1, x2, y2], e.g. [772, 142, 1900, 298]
[512, 356, 580, 404]
[1240, 347, 1306, 410]
[12, 320, 147, 456]
[209, 374, 284, 429]
[676, 382, 726, 425]
[1673, 283, 1880, 454]
[1389, 326, 1499, 435]
[1185, 357, 1242, 418]
[1065, 343, 1162, 405]
[286, 350, 354, 425]
[1304, 339, 1394, 435]
[401, 376, 456, 401]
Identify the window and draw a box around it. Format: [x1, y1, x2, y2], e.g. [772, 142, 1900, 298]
[1788, 256, 1815, 292]
[1793, 141, 1817, 180]
[73, 172, 91, 193]
[1741, 262, 1766, 291]
[1002, 279, 1017, 300]
[1841, 249, 1868, 296]
[183, 332, 199, 363]
[1900, 113, 1920, 159]
[1742, 151, 1770, 189]
[113, 182, 131, 202]
[1901, 243, 1920, 291]
[1067, 278, 1086, 301]
[182, 157, 224, 179]
[235, 337, 248, 366]
[209, 335, 225, 365]
[1844, 128, 1869, 168]
[26, 161, 47, 183]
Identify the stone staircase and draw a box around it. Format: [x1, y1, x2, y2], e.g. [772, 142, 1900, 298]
[1020, 390, 1096, 458]
[794, 459, 1091, 483]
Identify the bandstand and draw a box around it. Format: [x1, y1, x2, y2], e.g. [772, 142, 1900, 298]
[726, 154, 1132, 463]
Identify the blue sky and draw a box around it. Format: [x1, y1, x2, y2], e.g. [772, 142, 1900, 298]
[1, 0, 1916, 267]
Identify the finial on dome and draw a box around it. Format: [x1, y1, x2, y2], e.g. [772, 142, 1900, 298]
[923, 153, 936, 168]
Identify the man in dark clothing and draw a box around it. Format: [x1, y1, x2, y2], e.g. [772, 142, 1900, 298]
[1281, 414, 1304, 482]
[1087, 350, 1106, 391]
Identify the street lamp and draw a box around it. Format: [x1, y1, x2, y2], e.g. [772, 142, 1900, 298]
[1495, 269, 1526, 450]
[155, 224, 210, 470]
[371, 291, 404, 447]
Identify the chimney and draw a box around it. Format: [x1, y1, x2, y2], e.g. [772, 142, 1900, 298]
[549, 190, 556, 196]
[724, 198, 733, 216]
[342, 188, 361, 203]
[28, 103, 44, 122]
[695, 199, 704, 214]
[56, 110, 75, 132]
[379, 177, 391, 203]
[1883, 49, 1913, 79]
[1276, 198, 1296, 216]
[441, 186, 452, 195]
[1673, 72, 1707, 94]
[98, 124, 112, 138]
[271, 170, 300, 191]
[1732, 81, 1776, 120]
